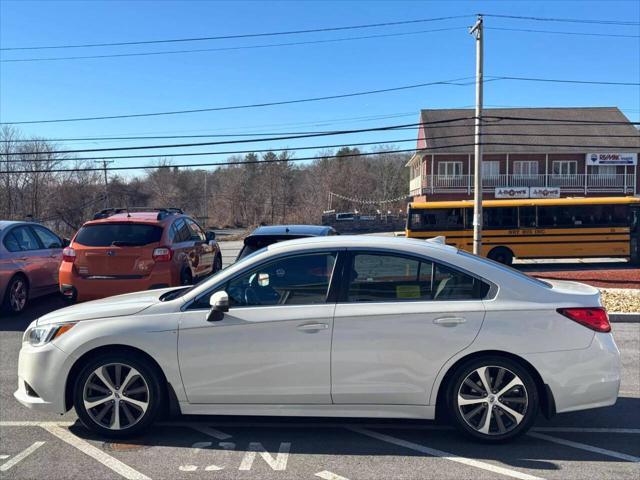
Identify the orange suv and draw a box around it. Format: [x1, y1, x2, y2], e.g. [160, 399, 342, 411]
[59, 208, 222, 302]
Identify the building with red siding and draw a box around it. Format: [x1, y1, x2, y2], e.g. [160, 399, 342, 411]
[408, 107, 639, 202]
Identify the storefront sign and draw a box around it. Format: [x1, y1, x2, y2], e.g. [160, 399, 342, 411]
[495, 187, 529, 198]
[586, 152, 637, 166]
[530, 187, 560, 198]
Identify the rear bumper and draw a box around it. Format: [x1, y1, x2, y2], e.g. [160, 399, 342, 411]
[59, 263, 175, 301]
[523, 332, 621, 414]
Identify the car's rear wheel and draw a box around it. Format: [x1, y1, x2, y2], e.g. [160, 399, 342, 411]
[487, 247, 514, 266]
[447, 356, 538, 442]
[73, 354, 163, 438]
[2, 274, 29, 315]
[213, 254, 223, 272]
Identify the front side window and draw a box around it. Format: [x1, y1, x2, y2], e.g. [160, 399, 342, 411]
[186, 218, 206, 241]
[346, 252, 486, 302]
[7, 226, 41, 251]
[226, 252, 337, 307]
[32, 226, 62, 249]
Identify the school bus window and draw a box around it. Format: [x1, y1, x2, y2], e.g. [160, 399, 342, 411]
[483, 207, 517, 229]
[409, 208, 464, 231]
[518, 206, 536, 228]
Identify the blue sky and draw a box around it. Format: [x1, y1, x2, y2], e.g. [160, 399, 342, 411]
[1, 0, 638, 174]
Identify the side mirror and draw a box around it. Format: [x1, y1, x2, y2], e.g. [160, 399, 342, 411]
[62, 238, 71, 248]
[206, 230, 216, 241]
[207, 291, 229, 322]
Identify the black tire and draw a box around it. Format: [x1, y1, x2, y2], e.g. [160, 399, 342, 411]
[487, 247, 514, 266]
[213, 254, 223, 272]
[73, 353, 163, 438]
[446, 356, 539, 443]
[1, 274, 29, 315]
[180, 267, 193, 286]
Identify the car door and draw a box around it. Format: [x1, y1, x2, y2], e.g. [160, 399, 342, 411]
[178, 250, 339, 404]
[331, 250, 487, 405]
[6, 226, 49, 295]
[171, 218, 194, 272]
[185, 218, 213, 277]
[30, 225, 63, 291]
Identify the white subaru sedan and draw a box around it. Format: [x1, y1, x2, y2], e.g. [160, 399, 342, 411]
[15, 236, 620, 442]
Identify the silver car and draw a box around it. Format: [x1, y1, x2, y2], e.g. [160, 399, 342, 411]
[15, 236, 620, 442]
[0, 221, 66, 315]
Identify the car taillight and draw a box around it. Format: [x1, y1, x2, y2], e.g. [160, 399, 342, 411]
[152, 247, 173, 262]
[62, 247, 76, 263]
[557, 307, 611, 333]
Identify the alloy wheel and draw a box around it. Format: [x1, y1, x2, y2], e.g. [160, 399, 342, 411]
[83, 363, 150, 430]
[9, 279, 27, 312]
[457, 366, 528, 436]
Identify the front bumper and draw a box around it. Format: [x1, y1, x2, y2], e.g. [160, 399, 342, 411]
[523, 332, 621, 414]
[14, 341, 72, 414]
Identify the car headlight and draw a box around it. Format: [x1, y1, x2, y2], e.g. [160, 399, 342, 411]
[23, 323, 76, 346]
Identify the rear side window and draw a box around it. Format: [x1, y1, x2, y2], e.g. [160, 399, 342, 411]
[172, 219, 192, 243]
[75, 223, 163, 247]
[346, 252, 488, 302]
[5, 226, 41, 251]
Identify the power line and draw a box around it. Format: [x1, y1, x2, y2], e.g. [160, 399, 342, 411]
[4, 75, 636, 126]
[4, 141, 640, 175]
[481, 13, 640, 26]
[486, 26, 640, 39]
[1, 27, 466, 63]
[0, 77, 475, 125]
[3, 130, 639, 165]
[0, 118, 470, 155]
[0, 15, 472, 51]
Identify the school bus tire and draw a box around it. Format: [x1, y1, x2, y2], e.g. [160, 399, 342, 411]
[488, 247, 514, 266]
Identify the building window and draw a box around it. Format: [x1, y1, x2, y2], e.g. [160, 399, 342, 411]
[595, 165, 616, 177]
[437, 161, 463, 177]
[552, 160, 577, 176]
[482, 161, 500, 177]
[513, 161, 538, 177]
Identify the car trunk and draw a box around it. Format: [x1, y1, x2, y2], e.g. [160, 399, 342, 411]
[73, 223, 163, 277]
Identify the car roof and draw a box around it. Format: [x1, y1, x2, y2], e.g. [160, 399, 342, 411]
[0, 220, 35, 231]
[265, 234, 456, 253]
[249, 225, 335, 237]
[83, 212, 179, 226]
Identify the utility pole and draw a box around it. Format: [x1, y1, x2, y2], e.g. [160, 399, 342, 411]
[203, 171, 208, 228]
[470, 15, 484, 255]
[99, 160, 113, 208]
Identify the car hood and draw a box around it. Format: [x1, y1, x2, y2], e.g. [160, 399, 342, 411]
[36, 287, 181, 325]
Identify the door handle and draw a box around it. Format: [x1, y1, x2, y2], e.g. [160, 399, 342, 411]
[297, 323, 329, 332]
[433, 316, 466, 326]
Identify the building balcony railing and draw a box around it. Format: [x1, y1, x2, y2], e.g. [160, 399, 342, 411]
[412, 173, 636, 195]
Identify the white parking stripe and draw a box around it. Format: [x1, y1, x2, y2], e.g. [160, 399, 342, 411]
[0, 442, 45, 471]
[533, 427, 640, 434]
[528, 432, 640, 462]
[41, 424, 151, 480]
[350, 427, 545, 480]
[0, 421, 74, 427]
[316, 470, 350, 480]
[189, 425, 233, 440]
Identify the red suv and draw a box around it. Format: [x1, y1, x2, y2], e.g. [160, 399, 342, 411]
[59, 208, 222, 302]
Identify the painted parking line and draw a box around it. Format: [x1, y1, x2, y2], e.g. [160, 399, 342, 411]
[528, 432, 640, 463]
[532, 427, 640, 434]
[350, 427, 546, 480]
[41, 424, 151, 480]
[0, 441, 45, 472]
[188, 425, 233, 440]
[315, 470, 350, 480]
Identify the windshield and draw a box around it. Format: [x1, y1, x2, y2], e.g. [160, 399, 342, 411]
[75, 223, 163, 247]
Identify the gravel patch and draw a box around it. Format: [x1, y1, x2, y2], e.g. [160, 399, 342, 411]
[601, 288, 640, 314]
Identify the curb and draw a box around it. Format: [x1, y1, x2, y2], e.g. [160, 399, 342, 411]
[609, 313, 640, 323]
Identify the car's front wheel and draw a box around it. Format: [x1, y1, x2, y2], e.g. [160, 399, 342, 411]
[73, 354, 163, 438]
[447, 356, 539, 442]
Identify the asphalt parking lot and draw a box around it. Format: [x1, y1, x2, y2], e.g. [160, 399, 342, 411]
[1, 291, 639, 480]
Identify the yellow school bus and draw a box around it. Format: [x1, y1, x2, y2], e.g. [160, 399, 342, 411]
[406, 196, 640, 265]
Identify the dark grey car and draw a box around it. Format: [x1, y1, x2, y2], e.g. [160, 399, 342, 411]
[0, 221, 66, 315]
